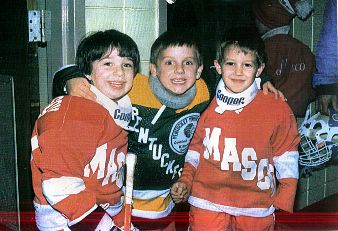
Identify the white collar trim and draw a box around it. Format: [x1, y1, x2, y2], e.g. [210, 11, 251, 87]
[215, 79, 258, 114]
[90, 85, 132, 130]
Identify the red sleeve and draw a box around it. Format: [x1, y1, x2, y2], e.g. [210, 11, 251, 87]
[34, 97, 107, 224]
[179, 113, 206, 190]
[270, 102, 300, 213]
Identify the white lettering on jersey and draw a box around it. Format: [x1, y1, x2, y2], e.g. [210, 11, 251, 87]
[40, 96, 64, 117]
[138, 127, 149, 143]
[160, 153, 169, 167]
[102, 148, 117, 186]
[202, 127, 275, 191]
[152, 144, 162, 160]
[166, 160, 175, 175]
[137, 126, 181, 179]
[241, 148, 257, 180]
[132, 107, 139, 120]
[203, 128, 221, 160]
[165, 159, 180, 179]
[132, 112, 200, 180]
[172, 164, 180, 179]
[115, 152, 125, 188]
[84, 143, 125, 187]
[84, 143, 107, 179]
[257, 159, 274, 190]
[128, 107, 141, 132]
[221, 138, 241, 171]
[102, 150, 125, 187]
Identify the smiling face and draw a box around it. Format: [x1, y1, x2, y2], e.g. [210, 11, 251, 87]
[87, 48, 134, 101]
[214, 45, 264, 93]
[150, 45, 203, 95]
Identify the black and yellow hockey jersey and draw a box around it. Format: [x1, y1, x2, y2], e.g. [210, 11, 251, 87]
[127, 73, 211, 219]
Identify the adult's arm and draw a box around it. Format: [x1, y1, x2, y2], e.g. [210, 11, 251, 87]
[312, 0, 338, 113]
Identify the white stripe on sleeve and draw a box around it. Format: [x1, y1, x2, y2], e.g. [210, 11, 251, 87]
[42, 176, 85, 205]
[273, 151, 299, 179]
[31, 135, 39, 151]
[185, 150, 200, 169]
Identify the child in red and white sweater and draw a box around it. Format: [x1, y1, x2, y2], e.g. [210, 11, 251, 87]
[171, 28, 300, 231]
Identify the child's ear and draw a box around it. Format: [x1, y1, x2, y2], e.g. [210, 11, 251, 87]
[149, 63, 158, 77]
[255, 63, 265, 77]
[214, 60, 222, 75]
[196, 65, 204, 79]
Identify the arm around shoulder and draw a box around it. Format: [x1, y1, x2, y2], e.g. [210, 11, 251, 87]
[52, 65, 86, 97]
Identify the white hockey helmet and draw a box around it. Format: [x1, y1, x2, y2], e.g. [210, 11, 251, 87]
[298, 103, 338, 167]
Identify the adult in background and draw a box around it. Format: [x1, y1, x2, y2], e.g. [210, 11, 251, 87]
[252, 0, 316, 118]
[312, 0, 338, 115]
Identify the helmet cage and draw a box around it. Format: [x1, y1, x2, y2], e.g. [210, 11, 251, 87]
[298, 132, 332, 166]
[298, 105, 338, 167]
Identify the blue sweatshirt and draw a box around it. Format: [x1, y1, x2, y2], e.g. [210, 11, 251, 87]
[312, 0, 338, 95]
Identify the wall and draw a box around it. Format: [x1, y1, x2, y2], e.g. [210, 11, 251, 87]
[292, 0, 327, 52]
[295, 165, 338, 210]
[85, 0, 167, 75]
[36, 0, 86, 108]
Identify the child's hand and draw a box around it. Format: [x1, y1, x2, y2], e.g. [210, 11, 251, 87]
[170, 182, 190, 204]
[66, 78, 97, 101]
[262, 81, 286, 101]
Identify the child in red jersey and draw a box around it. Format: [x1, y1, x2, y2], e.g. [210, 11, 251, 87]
[31, 29, 139, 230]
[171, 27, 300, 231]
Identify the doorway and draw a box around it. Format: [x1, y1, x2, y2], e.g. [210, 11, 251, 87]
[0, 0, 39, 228]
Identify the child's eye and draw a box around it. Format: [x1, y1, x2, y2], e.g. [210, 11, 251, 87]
[184, 61, 194, 65]
[164, 60, 174, 65]
[244, 63, 254, 68]
[123, 63, 133, 68]
[225, 62, 234, 66]
[104, 62, 113, 66]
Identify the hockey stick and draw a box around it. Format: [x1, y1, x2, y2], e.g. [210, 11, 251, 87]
[124, 153, 137, 231]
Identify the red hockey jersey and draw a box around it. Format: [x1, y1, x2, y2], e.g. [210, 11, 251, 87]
[179, 92, 300, 217]
[31, 96, 127, 229]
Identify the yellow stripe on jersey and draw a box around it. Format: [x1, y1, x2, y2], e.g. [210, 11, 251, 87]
[129, 74, 162, 109]
[129, 73, 211, 111]
[132, 192, 172, 212]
